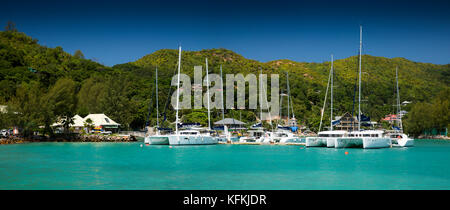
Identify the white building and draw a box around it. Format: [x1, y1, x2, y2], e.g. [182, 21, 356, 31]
[52, 113, 120, 133]
[83, 113, 120, 133]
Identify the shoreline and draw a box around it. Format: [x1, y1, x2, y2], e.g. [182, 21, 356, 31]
[1, 135, 448, 145]
[0, 134, 137, 145]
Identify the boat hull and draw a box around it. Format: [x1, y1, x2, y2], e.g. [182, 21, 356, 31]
[335, 138, 363, 148]
[144, 136, 169, 145]
[168, 135, 218, 145]
[397, 138, 414, 147]
[362, 138, 391, 149]
[306, 137, 327, 147]
[280, 137, 303, 144]
[326, 138, 336, 148]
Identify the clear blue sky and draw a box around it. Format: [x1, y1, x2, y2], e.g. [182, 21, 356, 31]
[1, 0, 449, 66]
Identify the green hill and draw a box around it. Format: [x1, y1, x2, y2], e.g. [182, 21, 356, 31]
[0, 30, 448, 137]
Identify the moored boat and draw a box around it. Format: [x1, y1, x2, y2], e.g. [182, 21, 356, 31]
[168, 129, 217, 145]
[145, 135, 169, 145]
[317, 130, 348, 147]
[336, 130, 391, 149]
[305, 137, 328, 147]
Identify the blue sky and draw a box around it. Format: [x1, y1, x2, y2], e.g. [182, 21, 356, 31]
[1, 0, 450, 66]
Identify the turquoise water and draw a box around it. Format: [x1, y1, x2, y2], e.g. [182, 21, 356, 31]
[1, 140, 449, 190]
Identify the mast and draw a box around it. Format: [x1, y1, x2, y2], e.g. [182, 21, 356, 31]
[220, 64, 225, 121]
[358, 25, 362, 131]
[330, 54, 334, 131]
[259, 67, 263, 124]
[206, 58, 211, 130]
[175, 46, 182, 135]
[286, 71, 290, 123]
[156, 66, 159, 128]
[319, 59, 332, 132]
[396, 66, 403, 132]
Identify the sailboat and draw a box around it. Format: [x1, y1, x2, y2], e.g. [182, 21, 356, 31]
[384, 66, 414, 147]
[240, 68, 271, 144]
[335, 26, 391, 149]
[144, 66, 171, 145]
[306, 55, 348, 147]
[273, 72, 302, 144]
[214, 64, 233, 143]
[166, 48, 217, 145]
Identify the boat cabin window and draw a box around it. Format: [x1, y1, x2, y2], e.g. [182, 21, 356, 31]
[371, 134, 379, 137]
[180, 131, 198, 135]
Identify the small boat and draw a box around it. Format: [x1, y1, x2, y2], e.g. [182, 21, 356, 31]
[385, 66, 414, 147]
[144, 64, 169, 145]
[385, 132, 414, 147]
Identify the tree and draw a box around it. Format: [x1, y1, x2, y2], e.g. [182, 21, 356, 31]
[97, 75, 138, 130]
[83, 118, 94, 133]
[45, 78, 77, 133]
[404, 89, 450, 137]
[8, 82, 47, 137]
[74, 50, 85, 59]
[183, 110, 208, 126]
[4, 21, 17, 32]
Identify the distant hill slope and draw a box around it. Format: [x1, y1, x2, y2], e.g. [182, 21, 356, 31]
[1, 30, 448, 133]
[116, 48, 449, 125]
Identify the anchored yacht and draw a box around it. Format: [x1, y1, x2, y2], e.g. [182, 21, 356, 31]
[147, 46, 217, 146]
[168, 129, 217, 145]
[335, 130, 391, 149]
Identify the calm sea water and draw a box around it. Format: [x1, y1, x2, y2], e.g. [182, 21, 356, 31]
[1, 139, 449, 190]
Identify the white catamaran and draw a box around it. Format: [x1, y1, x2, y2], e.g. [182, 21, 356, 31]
[168, 50, 217, 145]
[147, 46, 217, 145]
[306, 55, 348, 147]
[335, 26, 391, 149]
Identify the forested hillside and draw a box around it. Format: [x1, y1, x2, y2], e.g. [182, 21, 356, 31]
[0, 28, 448, 137]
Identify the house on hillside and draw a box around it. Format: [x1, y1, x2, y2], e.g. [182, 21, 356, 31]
[382, 114, 399, 124]
[334, 112, 358, 131]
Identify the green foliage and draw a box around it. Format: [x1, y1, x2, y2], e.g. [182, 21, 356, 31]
[7, 82, 47, 136]
[182, 110, 209, 126]
[0, 28, 449, 137]
[404, 89, 450, 137]
[45, 78, 78, 133]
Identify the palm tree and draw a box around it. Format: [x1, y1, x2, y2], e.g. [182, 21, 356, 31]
[84, 118, 94, 134]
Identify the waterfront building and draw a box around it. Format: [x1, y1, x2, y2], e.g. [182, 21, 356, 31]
[213, 118, 246, 130]
[52, 115, 85, 133]
[83, 114, 120, 133]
